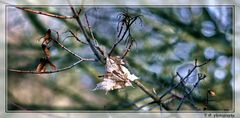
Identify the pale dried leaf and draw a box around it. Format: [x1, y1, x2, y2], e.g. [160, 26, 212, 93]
[93, 56, 138, 93]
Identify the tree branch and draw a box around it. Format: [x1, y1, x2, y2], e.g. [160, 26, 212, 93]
[64, 30, 88, 45]
[108, 17, 138, 56]
[68, 4, 103, 63]
[133, 80, 159, 102]
[121, 39, 133, 59]
[159, 59, 211, 100]
[176, 73, 206, 110]
[51, 31, 95, 61]
[15, 6, 74, 19]
[8, 60, 83, 74]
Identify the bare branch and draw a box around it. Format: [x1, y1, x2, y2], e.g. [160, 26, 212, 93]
[136, 101, 155, 110]
[64, 30, 106, 57]
[51, 31, 95, 61]
[176, 73, 206, 110]
[77, 8, 82, 16]
[64, 30, 88, 45]
[16, 6, 74, 19]
[159, 59, 211, 100]
[8, 60, 83, 74]
[84, 13, 96, 41]
[196, 59, 211, 67]
[108, 27, 129, 56]
[133, 80, 159, 102]
[108, 15, 139, 56]
[54, 39, 95, 61]
[68, 3, 103, 63]
[121, 39, 133, 59]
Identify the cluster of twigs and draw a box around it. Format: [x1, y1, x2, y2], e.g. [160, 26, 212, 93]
[109, 10, 142, 58]
[8, 4, 211, 111]
[135, 59, 211, 111]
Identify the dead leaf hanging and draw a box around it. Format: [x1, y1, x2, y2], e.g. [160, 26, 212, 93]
[93, 56, 138, 94]
[41, 44, 51, 59]
[36, 58, 48, 72]
[41, 29, 52, 59]
[35, 58, 56, 72]
[35, 29, 57, 73]
[43, 29, 52, 45]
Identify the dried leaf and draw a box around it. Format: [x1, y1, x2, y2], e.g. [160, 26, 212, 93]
[43, 29, 51, 44]
[36, 63, 45, 72]
[41, 29, 52, 59]
[93, 56, 138, 93]
[35, 29, 57, 73]
[36, 58, 47, 72]
[42, 45, 51, 59]
[35, 58, 56, 72]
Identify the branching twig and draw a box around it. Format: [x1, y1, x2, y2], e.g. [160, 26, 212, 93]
[84, 13, 96, 41]
[51, 31, 95, 61]
[8, 30, 95, 74]
[64, 30, 88, 45]
[121, 38, 134, 59]
[68, 3, 103, 63]
[176, 73, 206, 110]
[64, 30, 106, 57]
[108, 16, 138, 56]
[15, 6, 74, 19]
[176, 72, 195, 102]
[159, 59, 211, 100]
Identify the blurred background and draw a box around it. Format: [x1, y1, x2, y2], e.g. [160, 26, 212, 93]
[7, 6, 233, 111]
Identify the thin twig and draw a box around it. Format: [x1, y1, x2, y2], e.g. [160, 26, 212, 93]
[68, 3, 103, 63]
[16, 6, 74, 19]
[77, 8, 82, 16]
[159, 59, 211, 100]
[117, 22, 124, 38]
[64, 30, 105, 57]
[136, 101, 155, 110]
[176, 73, 206, 110]
[121, 39, 133, 59]
[8, 29, 95, 74]
[148, 95, 178, 111]
[51, 31, 94, 61]
[176, 72, 197, 108]
[108, 16, 138, 56]
[64, 30, 88, 45]
[196, 59, 211, 67]
[109, 27, 129, 56]
[84, 13, 96, 41]
[54, 39, 95, 61]
[133, 80, 159, 102]
[8, 60, 83, 74]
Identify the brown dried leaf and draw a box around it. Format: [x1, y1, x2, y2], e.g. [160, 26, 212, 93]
[41, 29, 52, 59]
[43, 29, 51, 44]
[43, 46, 51, 59]
[36, 58, 47, 72]
[36, 63, 45, 72]
[35, 58, 56, 72]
